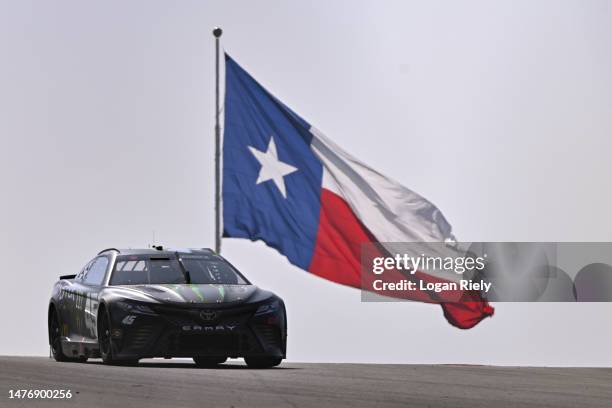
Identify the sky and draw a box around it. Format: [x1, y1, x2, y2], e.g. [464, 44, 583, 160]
[1, 0, 612, 365]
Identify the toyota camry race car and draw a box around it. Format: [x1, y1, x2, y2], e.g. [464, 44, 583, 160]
[48, 247, 287, 368]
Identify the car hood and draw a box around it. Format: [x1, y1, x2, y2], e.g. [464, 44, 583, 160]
[114, 284, 270, 306]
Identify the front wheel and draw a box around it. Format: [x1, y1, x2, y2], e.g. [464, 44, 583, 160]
[98, 309, 116, 364]
[98, 309, 139, 365]
[244, 357, 282, 369]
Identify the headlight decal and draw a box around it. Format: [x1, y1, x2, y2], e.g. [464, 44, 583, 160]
[115, 301, 156, 315]
[255, 300, 280, 316]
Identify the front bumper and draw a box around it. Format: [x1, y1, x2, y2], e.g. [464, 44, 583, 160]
[108, 301, 286, 360]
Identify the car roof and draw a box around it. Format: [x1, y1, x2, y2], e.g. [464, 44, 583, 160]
[97, 247, 216, 257]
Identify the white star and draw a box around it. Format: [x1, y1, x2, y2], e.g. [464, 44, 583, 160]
[248, 136, 298, 199]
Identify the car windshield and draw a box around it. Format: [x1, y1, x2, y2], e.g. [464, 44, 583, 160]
[110, 254, 248, 285]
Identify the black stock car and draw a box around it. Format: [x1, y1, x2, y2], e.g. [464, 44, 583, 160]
[48, 248, 287, 368]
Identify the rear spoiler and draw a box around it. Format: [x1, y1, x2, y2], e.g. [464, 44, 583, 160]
[59, 274, 76, 280]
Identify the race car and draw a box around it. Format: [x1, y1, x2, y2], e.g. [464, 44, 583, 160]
[48, 247, 287, 368]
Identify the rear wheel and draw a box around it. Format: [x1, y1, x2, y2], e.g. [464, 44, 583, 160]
[49, 309, 86, 363]
[193, 357, 227, 367]
[244, 357, 282, 369]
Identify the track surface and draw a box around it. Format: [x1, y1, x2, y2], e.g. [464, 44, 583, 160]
[1, 357, 611, 408]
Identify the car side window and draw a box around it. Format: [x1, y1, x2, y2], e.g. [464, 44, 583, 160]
[83, 257, 109, 286]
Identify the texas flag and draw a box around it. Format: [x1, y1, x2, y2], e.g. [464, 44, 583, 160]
[222, 54, 493, 329]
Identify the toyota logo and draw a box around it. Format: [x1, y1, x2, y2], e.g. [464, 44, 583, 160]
[200, 310, 218, 321]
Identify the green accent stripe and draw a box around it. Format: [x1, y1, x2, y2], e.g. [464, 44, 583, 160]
[190, 285, 205, 302]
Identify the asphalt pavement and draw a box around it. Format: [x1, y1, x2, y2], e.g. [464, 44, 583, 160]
[1, 356, 611, 408]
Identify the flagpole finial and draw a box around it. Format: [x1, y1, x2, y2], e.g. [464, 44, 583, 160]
[213, 27, 223, 38]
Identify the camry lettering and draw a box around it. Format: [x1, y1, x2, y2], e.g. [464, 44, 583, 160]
[181, 325, 237, 332]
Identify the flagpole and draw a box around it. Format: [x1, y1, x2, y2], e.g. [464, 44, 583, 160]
[213, 26, 222, 254]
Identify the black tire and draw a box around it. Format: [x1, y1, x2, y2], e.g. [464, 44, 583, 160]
[49, 308, 87, 363]
[98, 308, 116, 365]
[193, 357, 227, 368]
[244, 357, 282, 369]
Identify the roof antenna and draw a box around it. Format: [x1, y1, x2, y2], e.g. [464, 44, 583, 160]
[149, 230, 163, 251]
[150, 230, 156, 249]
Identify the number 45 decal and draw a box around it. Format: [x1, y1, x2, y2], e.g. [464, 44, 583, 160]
[122, 315, 136, 325]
